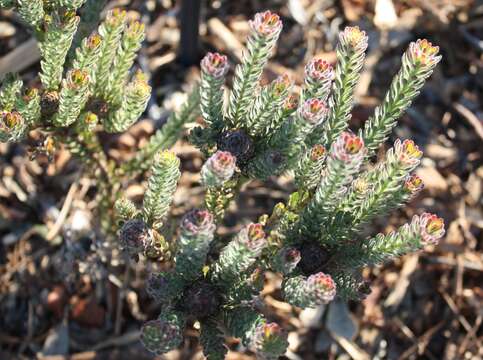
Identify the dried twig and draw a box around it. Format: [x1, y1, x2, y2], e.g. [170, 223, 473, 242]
[452, 102, 483, 141]
[46, 181, 79, 241]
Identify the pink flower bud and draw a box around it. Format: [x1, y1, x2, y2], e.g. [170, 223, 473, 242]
[67, 69, 89, 89]
[239, 223, 266, 254]
[283, 92, 299, 113]
[249, 11, 283, 38]
[418, 212, 445, 245]
[105, 8, 126, 28]
[272, 74, 292, 96]
[299, 98, 329, 125]
[310, 144, 326, 161]
[251, 322, 288, 359]
[201, 52, 229, 78]
[1, 111, 23, 130]
[260, 322, 285, 341]
[305, 58, 335, 82]
[202, 150, 236, 187]
[395, 139, 423, 166]
[180, 209, 215, 236]
[306, 272, 336, 304]
[331, 132, 366, 164]
[404, 173, 424, 194]
[276, 247, 301, 274]
[86, 33, 102, 49]
[339, 26, 368, 52]
[408, 39, 441, 67]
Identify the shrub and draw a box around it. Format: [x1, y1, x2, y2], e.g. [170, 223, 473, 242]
[0, 3, 444, 359]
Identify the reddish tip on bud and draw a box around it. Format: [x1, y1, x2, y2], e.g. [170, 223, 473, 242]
[180, 209, 215, 236]
[86, 33, 102, 49]
[283, 248, 301, 265]
[275, 247, 301, 274]
[247, 223, 265, 242]
[67, 69, 89, 89]
[404, 174, 424, 194]
[283, 92, 299, 113]
[305, 58, 335, 81]
[106, 8, 127, 27]
[23, 87, 39, 102]
[201, 52, 229, 78]
[310, 144, 326, 161]
[239, 223, 266, 254]
[408, 39, 441, 66]
[272, 74, 292, 96]
[306, 272, 336, 304]
[262, 322, 284, 340]
[396, 139, 423, 166]
[339, 26, 368, 52]
[332, 132, 366, 163]
[249, 11, 283, 38]
[251, 321, 288, 358]
[299, 98, 328, 125]
[418, 213, 445, 245]
[1, 111, 23, 129]
[202, 150, 237, 187]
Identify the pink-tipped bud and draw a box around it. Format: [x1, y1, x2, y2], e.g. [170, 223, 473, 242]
[251, 322, 288, 359]
[331, 132, 366, 164]
[22, 87, 39, 102]
[306, 272, 336, 304]
[299, 98, 329, 125]
[404, 174, 424, 194]
[201, 52, 229, 78]
[86, 33, 102, 49]
[408, 39, 441, 67]
[418, 212, 445, 245]
[67, 69, 89, 89]
[180, 209, 215, 236]
[283, 92, 299, 113]
[239, 223, 266, 255]
[105, 8, 127, 28]
[310, 144, 326, 161]
[395, 139, 423, 167]
[305, 58, 335, 82]
[249, 11, 283, 38]
[201, 150, 236, 187]
[1, 111, 23, 130]
[339, 26, 368, 52]
[275, 247, 301, 274]
[272, 74, 292, 96]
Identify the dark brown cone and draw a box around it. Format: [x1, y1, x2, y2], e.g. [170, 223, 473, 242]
[181, 282, 221, 319]
[86, 98, 110, 118]
[217, 130, 254, 165]
[41, 91, 59, 118]
[119, 219, 151, 261]
[297, 242, 330, 275]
